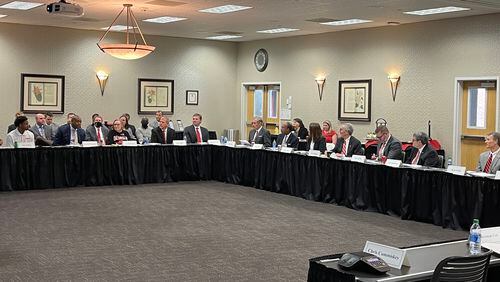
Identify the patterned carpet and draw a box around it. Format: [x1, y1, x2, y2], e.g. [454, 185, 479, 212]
[0, 181, 465, 281]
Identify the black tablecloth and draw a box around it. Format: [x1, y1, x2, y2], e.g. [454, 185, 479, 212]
[1, 145, 499, 230]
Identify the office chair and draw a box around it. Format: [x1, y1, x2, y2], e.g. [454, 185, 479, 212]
[431, 251, 492, 282]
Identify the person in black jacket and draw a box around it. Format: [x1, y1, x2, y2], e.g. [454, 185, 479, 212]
[183, 113, 209, 144]
[292, 118, 308, 140]
[107, 119, 132, 145]
[151, 116, 175, 144]
[307, 122, 327, 153]
[333, 123, 364, 157]
[276, 121, 299, 149]
[405, 132, 440, 167]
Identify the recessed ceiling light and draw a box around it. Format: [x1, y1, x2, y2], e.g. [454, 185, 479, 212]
[320, 19, 372, 26]
[404, 6, 470, 16]
[0, 1, 43, 10]
[0, 14, 7, 18]
[199, 5, 252, 14]
[143, 16, 187, 23]
[206, 35, 242, 40]
[101, 25, 135, 32]
[257, 28, 300, 34]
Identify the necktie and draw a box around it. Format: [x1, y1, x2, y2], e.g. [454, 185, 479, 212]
[484, 154, 493, 173]
[412, 150, 421, 165]
[253, 129, 259, 142]
[39, 126, 45, 138]
[72, 129, 78, 145]
[163, 129, 167, 144]
[378, 142, 386, 157]
[341, 142, 346, 155]
[97, 128, 102, 143]
[195, 127, 202, 143]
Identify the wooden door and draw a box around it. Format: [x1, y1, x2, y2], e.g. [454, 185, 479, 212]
[460, 81, 497, 170]
[245, 85, 281, 139]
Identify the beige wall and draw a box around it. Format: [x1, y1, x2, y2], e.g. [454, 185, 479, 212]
[236, 13, 500, 158]
[0, 23, 238, 138]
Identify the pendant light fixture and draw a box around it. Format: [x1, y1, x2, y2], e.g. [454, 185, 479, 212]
[97, 4, 155, 60]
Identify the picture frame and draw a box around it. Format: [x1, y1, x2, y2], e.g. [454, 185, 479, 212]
[338, 79, 372, 122]
[186, 90, 199, 105]
[138, 78, 174, 115]
[20, 73, 65, 113]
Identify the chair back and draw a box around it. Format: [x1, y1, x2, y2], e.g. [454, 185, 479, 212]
[438, 155, 444, 168]
[431, 251, 492, 282]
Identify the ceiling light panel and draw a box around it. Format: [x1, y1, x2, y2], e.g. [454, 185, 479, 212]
[320, 19, 373, 26]
[404, 6, 471, 15]
[0, 1, 43, 10]
[143, 16, 187, 23]
[257, 28, 300, 33]
[101, 25, 136, 31]
[0, 14, 7, 18]
[199, 5, 252, 14]
[206, 35, 242, 40]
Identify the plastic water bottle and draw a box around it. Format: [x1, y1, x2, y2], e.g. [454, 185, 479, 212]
[183, 135, 188, 142]
[223, 136, 228, 144]
[447, 157, 452, 168]
[469, 219, 481, 255]
[272, 140, 277, 150]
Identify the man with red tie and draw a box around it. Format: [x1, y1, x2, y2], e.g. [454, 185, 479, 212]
[85, 115, 109, 145]
[405, 132, 440, 167]
[476, 132, 500, 173]
[333, 123, 364, 157]
[151, 116, 175, 144]
[183, 113, 209, 144]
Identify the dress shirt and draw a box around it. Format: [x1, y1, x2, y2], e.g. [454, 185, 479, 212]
[413, 144, 426, 164]
[282, 133, 291, 146]
[343, 136, 351, 154]
[6, 129, 35, 148]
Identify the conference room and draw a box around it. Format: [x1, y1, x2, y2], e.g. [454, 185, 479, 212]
[1, 0, 500, 280]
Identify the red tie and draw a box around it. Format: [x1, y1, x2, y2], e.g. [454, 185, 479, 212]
[484, 154, 493, 173]
[196, 127, 202, 143]
[341, 142, 346, 155]
[412, 150, 421, 165]
[378, 142, 386, 157]
[97, 128, 102, 143]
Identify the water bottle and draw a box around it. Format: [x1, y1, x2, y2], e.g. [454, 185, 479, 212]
[272, 140, 277, 150]
[469, 219, 481, 255]
[223, 136, 228, 144]
[183, 135, 188, 142]
[447, 157, 452, 168]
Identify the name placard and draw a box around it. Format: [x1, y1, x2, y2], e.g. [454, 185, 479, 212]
[364, 241, 407, 269]
[82, 141, 99, 147]
[226, 141, 236, 148]
[207, 140, 221, 145]
[385, 159, 402, 168]
[280, 147, 294, 154]
[496, 171, 500, 180]
[351, 155, 366, 163]
[482, 227, 500, 243]
[447, 165, 466, 176]
[308, 150, 321, 157]
[251, 144, 264, 150]
[173, 140, 187, 146]
[122, 141, 138, 147]
[17, 142, 36, 148]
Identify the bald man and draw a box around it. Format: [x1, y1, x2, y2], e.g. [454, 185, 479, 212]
[29, 113, 53, 145]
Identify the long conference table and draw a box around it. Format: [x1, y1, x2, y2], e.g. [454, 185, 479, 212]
[1, 144, 500, 230]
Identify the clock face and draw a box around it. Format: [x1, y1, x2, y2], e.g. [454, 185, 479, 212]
[254, 49, 268, 72]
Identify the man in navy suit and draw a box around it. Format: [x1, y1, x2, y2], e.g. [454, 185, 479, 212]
[405, 132, 440, 167]
[53, 115, 85, 146]
[276, 121, 299, 149]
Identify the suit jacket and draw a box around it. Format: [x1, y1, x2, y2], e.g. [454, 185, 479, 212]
[295, 127, 308, 140]
[405, 144, 440, 167]
[376, 135, 403, 160]
[476, 151, 500, 173]
[53, 124, 86, 146]
[29, 124, 53, 142]
[307, 137, 327, 153]
[85, 125, 110, 143]
[183, 125, 209, 143]
[333, 136, 364, 157]
[276, 132, 299, 149]
[151, 126, 175, 144]
[248, 127, 272, 147]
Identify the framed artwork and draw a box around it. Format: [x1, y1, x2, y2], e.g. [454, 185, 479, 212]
[186, 90, 199, 105]
[338, 79, 372, 122]
[20, 73, 65, 113]
[138, 78, 174, 114]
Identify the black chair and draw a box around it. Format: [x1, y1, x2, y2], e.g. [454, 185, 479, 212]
[431, 251, 492, 282]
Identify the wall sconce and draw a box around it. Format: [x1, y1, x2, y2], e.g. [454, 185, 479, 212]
[315, 77, 326, 101]
[96, 71, 109, 96]
[388, 75, 400, 101]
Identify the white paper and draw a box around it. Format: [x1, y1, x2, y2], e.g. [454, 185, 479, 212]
[466, 170, 494, 178]
[351, 155, 366, 163]
[496, 171, 500, 180]
[385, 159, 402, 168]
[226, 141, 236, 148]
[239, 140, 251, 146]
[447, 165, 466, 175]
[173, 140, 187, 146]
[326, 143, 335, 152]
[364, 241, 407, 269]
[280, 108, 291, 120]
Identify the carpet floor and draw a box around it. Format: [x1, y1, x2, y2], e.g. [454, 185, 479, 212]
[0, 181, 466, 281]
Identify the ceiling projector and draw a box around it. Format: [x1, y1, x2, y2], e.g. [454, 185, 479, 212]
[46, 0, 84, 17]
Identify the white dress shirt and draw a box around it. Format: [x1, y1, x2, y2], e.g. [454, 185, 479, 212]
[6, 129, 35, 148]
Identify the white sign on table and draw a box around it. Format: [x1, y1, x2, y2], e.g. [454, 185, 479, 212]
[122, 141, 138, 147]
[364, 241, 407, 269]
[82, 141, 99, 147]
[447, 165, 466, 176]
[173, 140, 187, 146]
[251, 144, 264, 150]
[385, 159, 402, 168]
[351, 155, 366, 163]
[496, 171, 500, 180]
[308, 150, 321, 157]
[280, 147, 293, 154]
[17, 142, 36, 148]
[226, 141, 236, 148]
[207, 140, 221, 145]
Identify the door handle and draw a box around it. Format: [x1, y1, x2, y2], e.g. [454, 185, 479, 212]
[461, 135, 485, 141]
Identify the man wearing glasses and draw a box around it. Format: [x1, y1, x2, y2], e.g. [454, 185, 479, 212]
[107, 119, 132, 145]
[405, 132, 440, 167]
[476, 132, 500, 173]
[371, 125, 403, 161]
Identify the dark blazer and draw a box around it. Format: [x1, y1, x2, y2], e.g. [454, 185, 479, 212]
[248, 127, 272, 147]
[295, 127, 308, 140]
[307, 137, 327, 153]
[405, 144, 440, 167]
[276, 132, 299, 149]
[333, 136, 364, 157]
[151, 127, 175, 144]
[53, 124, 86, 146]
[183, 125, 209, 143]
[85, 125, 109, 143]
[376, 135, 403, 160]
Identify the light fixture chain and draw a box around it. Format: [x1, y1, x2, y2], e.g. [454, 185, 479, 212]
[98, 6, 126, 44]
[129, 9, 149, 45]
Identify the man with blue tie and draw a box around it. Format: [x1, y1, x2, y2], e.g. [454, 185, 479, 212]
[53, 115, 85, 146]
[29, 113, 53, 146]
[476, 132, 500, 173]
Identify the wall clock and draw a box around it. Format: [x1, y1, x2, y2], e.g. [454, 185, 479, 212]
[254, 48, 268, 72]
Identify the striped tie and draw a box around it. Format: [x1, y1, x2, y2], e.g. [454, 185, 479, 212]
[483, 154, 493, 173]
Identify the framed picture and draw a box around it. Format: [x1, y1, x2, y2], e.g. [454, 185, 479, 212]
[21, 73, 65, 113]
[186, 90, 199, 105]
[338, 79, 372, 122]
[138, 78, 174, 115]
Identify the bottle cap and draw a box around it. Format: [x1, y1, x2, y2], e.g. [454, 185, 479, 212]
[473, 219, 479, 224]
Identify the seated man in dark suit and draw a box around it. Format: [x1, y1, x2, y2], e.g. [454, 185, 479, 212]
[183, 113, 209, 144]
[476, 132, 500, 173]
[405, 132, 440, 167]
[151, 116, 175, 144]
[333, 123, 364, 157]
[248, 117, 272, 147]
[29, 113, 53, 146]
[276, 121, 299, 149]
[53, 115, 86, 146]
[85, 114, 109, 144]
[372, 125, 403, 160]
